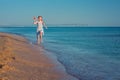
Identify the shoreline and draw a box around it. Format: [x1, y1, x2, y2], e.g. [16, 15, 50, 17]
[0, 32, 77, 80]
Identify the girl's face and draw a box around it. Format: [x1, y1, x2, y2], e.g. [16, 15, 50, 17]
[38, 17, 42, 21]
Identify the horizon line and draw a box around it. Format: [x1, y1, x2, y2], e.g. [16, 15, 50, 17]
[0, 24, 120, 27]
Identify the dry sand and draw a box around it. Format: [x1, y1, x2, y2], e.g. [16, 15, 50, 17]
[0, 32, 77, 80]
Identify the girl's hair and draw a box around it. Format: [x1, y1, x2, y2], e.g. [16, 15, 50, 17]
[38, 16, 42, 18]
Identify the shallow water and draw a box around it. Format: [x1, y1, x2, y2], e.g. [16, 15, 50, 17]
[0, 27, 120, 80]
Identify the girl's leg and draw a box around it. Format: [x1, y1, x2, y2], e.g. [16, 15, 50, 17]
[39, 32, 43, 43]
[37, 31, 40, 44]
[36, 33, 38, 44]
[37, 34, 40, 44]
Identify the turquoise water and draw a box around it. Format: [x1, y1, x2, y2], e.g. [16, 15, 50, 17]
[0, 27, 120, 80]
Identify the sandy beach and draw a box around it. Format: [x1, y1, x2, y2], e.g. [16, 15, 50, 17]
[0, 32, 77, 80]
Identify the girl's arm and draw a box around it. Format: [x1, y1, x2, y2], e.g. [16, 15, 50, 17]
[43, 21, 47, 29]
[33, 17, 37, 24]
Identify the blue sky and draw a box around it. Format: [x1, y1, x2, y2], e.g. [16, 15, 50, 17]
[0, 0, 120, 26]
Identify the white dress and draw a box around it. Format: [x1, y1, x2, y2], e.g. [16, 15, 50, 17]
[35, 21, 44, 35]
[37, 21, 43, 32]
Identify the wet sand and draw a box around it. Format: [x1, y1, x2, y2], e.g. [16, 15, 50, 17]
[0, 32, 77, 80]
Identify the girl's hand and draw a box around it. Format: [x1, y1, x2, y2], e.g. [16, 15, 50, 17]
[33, 16, 36, 20]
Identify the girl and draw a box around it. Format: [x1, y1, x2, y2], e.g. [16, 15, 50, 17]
[33, 16, 47, 44]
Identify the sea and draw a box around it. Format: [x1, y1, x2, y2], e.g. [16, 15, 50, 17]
[0, 27, 120, 80]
